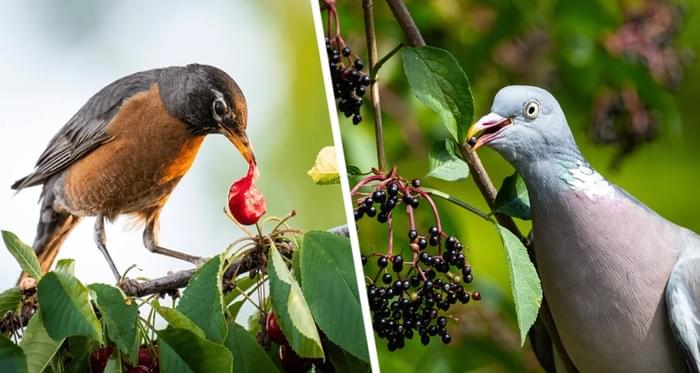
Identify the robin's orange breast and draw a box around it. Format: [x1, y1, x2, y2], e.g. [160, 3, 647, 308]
[60, 84, 204, 219]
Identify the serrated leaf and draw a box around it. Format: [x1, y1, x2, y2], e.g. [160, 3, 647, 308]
[19, 311, 63, 373]
[0, 288, 22, 317]
[402, 46, 474, 143]
[307, 146, 340, 185]
[300, 231, 368, 362]
[55, 259, 75, 275]
[495, 172, 532, 220]
[496, 225, 542, 345]
[88, 284, 137, 355]
[2, 231, 42, 280]
[326, 339, 371, 373]
[176, 255, 227, 344]
[37, 272, 103, 343]
[224, 322, 279, 373]
[0, 334, 27, 373]
[268, 242, 324, 359]
[154, 303, 205, 339]
[158, 328, 233, 373]
[427, 140, 469, 181]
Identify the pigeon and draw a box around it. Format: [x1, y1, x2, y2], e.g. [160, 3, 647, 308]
[466, 86, 699, 372]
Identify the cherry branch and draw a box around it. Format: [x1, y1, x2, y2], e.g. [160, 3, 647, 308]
[1, 225, 350, 335]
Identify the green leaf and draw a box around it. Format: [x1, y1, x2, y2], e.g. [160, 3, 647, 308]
[176, 255, 227, 344]
[300, 231, 368, 362]
[401, 46, 474, 143]
[104, 349, 122, 373]
[427, 140, 469, 181]
[495, 172, 532, 220]
[346, 165, 367, 176]
[326, 339, 371, 373]
[55, 259, 75, 275]
[307, 146, 340, 185]
[224, 322, 279, 373]
[88, 284, 137, 355]
[496, 225, 542, 345]
[2, 231, 42, 280]
[19, 311, 63, 373]
[0, 334, 27, 373]
[37, 272, 103, 343]
[227, 300, 245, 320]
[0, 288, 22, 317]
[158, 328, 233, 373]
[268, 242, 324, 359]
[154, 303, 205, 339]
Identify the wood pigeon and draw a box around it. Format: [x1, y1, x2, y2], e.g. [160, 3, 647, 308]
[467, 86, 699, 372]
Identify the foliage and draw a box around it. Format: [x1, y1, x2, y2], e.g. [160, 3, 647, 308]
[0, 218, 369, 372]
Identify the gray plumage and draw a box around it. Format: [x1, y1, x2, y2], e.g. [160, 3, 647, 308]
[474, 86, 699, 372]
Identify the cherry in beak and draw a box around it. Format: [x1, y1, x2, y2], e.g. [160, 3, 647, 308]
[466, 113, 512, 150]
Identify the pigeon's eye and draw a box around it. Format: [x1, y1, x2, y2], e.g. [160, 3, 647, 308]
[524, 101, 540, 119]
[212, 99, 227, 118]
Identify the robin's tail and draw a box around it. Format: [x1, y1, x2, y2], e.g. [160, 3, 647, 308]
[17, 187, 80, 285]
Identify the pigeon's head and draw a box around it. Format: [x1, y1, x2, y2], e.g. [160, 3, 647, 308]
[466, 86, 577, 165]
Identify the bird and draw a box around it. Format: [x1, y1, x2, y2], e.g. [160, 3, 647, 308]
[467, 86, 699, 372]
[12, 63, 255, 283]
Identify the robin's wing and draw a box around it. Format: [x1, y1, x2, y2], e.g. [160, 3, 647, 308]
[12, 69, 163, 191]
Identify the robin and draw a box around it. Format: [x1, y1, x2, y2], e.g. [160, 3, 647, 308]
[12, 63, 255, 282]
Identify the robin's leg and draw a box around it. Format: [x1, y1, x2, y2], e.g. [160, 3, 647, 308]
[94, 214, 122, 281]
[143, 214, 203, 264]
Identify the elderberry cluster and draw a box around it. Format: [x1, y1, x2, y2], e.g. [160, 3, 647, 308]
[354, 176, 480, 350]
[326, 38, 370, 125]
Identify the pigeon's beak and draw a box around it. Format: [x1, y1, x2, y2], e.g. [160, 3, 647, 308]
[466, 113, 513, 150]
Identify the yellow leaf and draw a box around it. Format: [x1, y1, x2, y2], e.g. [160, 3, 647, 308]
[307, 146, 340, 185]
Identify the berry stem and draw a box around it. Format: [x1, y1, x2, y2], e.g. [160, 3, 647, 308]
[362, 0, 388, 171]
[421, 187, 493, 222]
[413, 189, 442, 235]
[386, 212, 394, 257]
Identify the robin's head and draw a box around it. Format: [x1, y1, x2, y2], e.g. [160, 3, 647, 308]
[159, 64, 255, 164]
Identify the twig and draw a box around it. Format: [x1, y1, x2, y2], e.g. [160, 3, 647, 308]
[363, 0, 387, 172]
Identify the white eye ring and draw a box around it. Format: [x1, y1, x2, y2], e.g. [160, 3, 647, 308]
[524, 101, 540, 119]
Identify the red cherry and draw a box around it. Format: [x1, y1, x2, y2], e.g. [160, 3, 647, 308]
[127, 367, 150, 373]
[472, 291, 481, 301]
[228, 162, 266, 225]
[266, 312, 286, 345]
[279, 343, 311, 372]
[89, 346, 115, 373]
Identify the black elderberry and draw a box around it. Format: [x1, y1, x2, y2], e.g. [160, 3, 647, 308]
[373, 190, 386, 203]
[382, 273, 393, 284]
[392, 255, 404, 272]
[387, 183, 399, 196]
[361, 255, 367, 265]
[411, 179, 421, 188]
[377, 212, 388, 223]
[342, 47, 351, 57]
[366, 206, 377, 217]
[441, 334, 452, 344]
[428, 226, 439, 237]
[417, 238, 428, 250]
[408, 229, 418, 241]
[377, 256, 388, 268]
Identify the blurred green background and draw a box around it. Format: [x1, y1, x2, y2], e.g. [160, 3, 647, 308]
[0, 0, 344, 301]
[332, 0, 700, 371]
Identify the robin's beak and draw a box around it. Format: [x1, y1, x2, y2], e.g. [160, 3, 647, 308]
[222, 128, 256, 165]
[466, 113, 512, 151]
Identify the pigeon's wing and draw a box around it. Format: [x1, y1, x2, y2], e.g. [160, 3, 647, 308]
[11, 69, 162, 191]
[666, 235, 700, 373]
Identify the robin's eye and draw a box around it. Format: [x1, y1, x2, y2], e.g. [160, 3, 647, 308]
[213, 99, 227, 117]
[524, 101, 540, 119]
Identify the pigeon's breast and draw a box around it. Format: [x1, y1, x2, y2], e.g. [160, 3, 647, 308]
[531, 189, 683, 372]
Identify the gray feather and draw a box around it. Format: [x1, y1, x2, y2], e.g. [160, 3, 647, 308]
[667, 239, 700, 372]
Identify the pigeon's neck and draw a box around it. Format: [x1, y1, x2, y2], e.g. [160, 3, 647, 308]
[516, 148, 615, 201]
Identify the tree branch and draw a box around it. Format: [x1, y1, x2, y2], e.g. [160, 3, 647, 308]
[363, 0, 388, 172]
